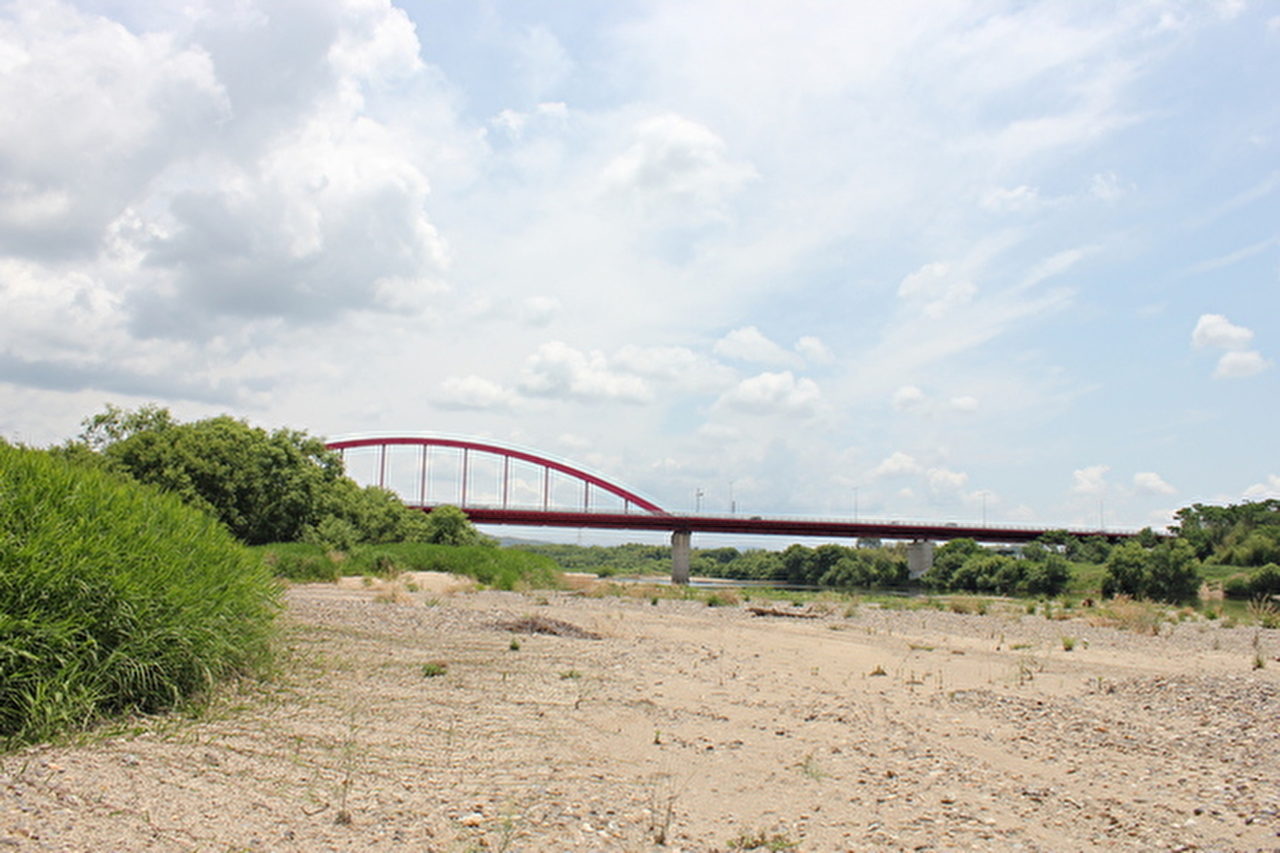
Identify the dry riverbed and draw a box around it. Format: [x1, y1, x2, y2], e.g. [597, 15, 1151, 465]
[2, 577, 1278, 851]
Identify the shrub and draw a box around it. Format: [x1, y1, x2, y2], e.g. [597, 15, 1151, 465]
[254, 541, 560, 589]
[421, 505, 486, 546]
[1024, 555, 1071, 597]
[1102, 539, 1201, 604]
[69, 405, 450, 549]
[1224, 564, 1280, 600]
[1145, 539, 1202, 603]
[0, 444, 279, 748]
[257, 542, 343, 582]
[1102, 541, 1148, 599]
[924, 539, 983, 589]
[92, 410, 342, 545]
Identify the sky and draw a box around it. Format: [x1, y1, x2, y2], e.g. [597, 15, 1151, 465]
[1, 0, 1277, 537]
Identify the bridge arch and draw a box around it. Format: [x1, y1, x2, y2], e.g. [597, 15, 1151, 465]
[324, 434, 666, 515]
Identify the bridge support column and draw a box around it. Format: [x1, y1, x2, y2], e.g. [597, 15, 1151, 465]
[907, 540, 934, 579]
[671, 530, 691, 585]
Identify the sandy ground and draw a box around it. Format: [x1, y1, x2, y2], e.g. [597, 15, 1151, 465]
[2, 580, 1278, 852]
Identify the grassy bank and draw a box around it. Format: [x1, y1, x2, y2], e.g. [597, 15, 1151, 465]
[255, 541, 562, 590]
[0, 443, 279, 750]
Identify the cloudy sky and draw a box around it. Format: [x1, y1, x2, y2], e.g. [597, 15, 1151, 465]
[2, 0, 1277, 533]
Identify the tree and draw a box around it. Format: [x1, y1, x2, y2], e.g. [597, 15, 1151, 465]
[1172, 500, 1280, 563]
[1023, 554, 1071, 597]
[96, 414, 343, 545]
[781, 544, 817, 586]
[77, 403, 177, 450]
[422, 505, 484, 546]
[1144, 539, 1201, 603]
[65, 405, 439, 548]
[1067, 536, 1112, 564]
[1102, 539, 1201, 604]
[1102, 541, 1151, 599]
[924, 538, 982, 589]
[1021, 542, 1048, 562]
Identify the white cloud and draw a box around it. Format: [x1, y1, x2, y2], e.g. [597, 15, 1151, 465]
[1071, 464, 1110, 495]
[898, 262, 977, 318]
[437, 375, 519, 410]
[794, 335, 833, 364]
[891, 385, 927, 412]
[492, 108, 527, 137]
[1214, 350, 1270, 379]
[871, 451, 921, 478]
[600, 113, 755, 221]
[514, 25, 573, 99]
[1213, 0, 1245, 21]
[1244, 474, 1280, 500]
[1192, 314, 1254, 350]
[1133, 471, 1176, 495]
[713, 326, 802, 367]
[1191, 315, 1269, 379]
[1089, 171, 1126, 201]
[491, 101, 569, 139]
[1020, 246, 1091, 289]
[981, 184, 1042, 212]
[715, 371, 820, 415]
[927, 467, 969, 494]
[518, 341, 652, 403]
[612, 344, 735, 391]
[890, 385, 979, 415]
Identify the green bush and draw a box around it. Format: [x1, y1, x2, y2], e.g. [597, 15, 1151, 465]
[66, 405, 446, 550]
[1223, 563, 1280, 599]
[0, 443, 279, 748]
[420, 505, 486, 546]
[91, 410, 343, 545]
[256, 541, 343, 582]
[255, 541, 561, 590]
[1102, 539, 1201, 604]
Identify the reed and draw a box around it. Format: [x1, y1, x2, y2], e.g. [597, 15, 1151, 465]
[0, 444, 279, 749]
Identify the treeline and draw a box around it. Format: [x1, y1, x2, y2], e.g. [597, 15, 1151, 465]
[922, 539, 1071, 596]
[1172, 500, 1280, 566]
[53, 405, 483, 550]
[517, 540, 1069, 595]
[520, 510, 1280, 604]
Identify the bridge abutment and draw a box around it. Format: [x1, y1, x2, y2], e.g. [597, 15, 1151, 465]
[907, 540, 934, 579]
[671, 530, 691, 585]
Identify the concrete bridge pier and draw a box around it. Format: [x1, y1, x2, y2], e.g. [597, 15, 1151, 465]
[671, 530, 692, 585]
[907, 540, 934, 579]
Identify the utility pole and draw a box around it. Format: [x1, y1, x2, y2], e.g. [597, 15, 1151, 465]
[729, 481, 736, 515]
[695, 488, 703, 514]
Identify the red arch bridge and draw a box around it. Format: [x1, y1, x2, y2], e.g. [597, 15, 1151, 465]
[326, 434, 1135, 584]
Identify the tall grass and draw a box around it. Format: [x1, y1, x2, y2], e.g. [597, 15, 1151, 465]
[254, 541, 561, 590]
[0, 444, 279, 749]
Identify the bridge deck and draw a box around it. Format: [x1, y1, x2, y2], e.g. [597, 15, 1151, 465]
[420, 506, 1126, 544]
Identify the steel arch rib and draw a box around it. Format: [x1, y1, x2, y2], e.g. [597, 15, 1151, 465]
[324, 435, 666, 514]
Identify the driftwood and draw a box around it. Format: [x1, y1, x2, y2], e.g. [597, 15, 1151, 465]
[747, 606, 821, 619]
